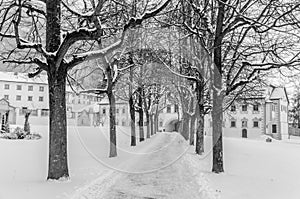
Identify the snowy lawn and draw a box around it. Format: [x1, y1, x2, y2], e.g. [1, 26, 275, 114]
[198, 136, 300, 199]
[0, 125, 151, 199]
[1, 126, 300, 199]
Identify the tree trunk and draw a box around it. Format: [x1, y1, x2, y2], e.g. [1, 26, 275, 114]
[47, 73, 69, 180]
[145, 113, 150, 138]
[180, 112, 190, 140]
[46, 0, 70, 180]
[154, 107, 159, 133]
[138, 87, 144, 141]
[24, 112, 31, 134]
[108, 90, 117, 157]
[150, 114, 154, 136]
[212, 0, 226, 173]
[129, 95, 136, 146]
[108, 91, 117, 157]
[196, 81, 205, 155]
[196, 112, 205, 155]
[189, 114, 196, 145]
[128, 54, 136, 146]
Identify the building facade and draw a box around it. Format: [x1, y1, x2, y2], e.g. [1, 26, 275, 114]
[0, 72, 99, 126]
[204, 86, 289, 140]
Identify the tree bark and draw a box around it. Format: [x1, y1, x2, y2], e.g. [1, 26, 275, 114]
[108, 90, 117, 157]
[189, 114, 196, 145]
[154, 108, 159, 134]
[129, 95, 136, 146]
[196, 81, 205, 155]
[150, 114, 154, 136]
[47, 73, 69, 180]
[129, 65, 136, 146]
[212, 0, 226, 173]
[24, 112, 31, 134]
[138, 86, 144, 141]
[46, 0, 70, 180]
[145, 111, 150, 138]
[180, 112, 190, 140]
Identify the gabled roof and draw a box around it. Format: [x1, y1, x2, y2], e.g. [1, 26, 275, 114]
[269, 86, 289, 104]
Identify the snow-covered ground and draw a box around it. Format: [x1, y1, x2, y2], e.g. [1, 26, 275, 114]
[1, 126, 300, 199]
[199, 135, 300, 199]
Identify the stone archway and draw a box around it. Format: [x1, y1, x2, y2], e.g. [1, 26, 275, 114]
[165, 119, 180, 132]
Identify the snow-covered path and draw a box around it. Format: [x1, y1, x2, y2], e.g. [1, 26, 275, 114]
[72, 132, 207, 199]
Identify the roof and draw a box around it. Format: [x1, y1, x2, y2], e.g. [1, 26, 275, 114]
[0, 71, 47, 84]
[269, 87, 289, 104]
[98, 96, 128, 105]
[74, 103, 100, 113]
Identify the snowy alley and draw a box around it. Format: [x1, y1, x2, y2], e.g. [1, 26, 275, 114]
[1, 126, 300, 199]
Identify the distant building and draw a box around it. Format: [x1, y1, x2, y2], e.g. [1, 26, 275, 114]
[0, 71, 99, 126]
[204, 86, 289, 140]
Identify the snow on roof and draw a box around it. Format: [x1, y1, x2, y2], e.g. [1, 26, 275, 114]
[269, 87, 289, 103]
[0, 71, 47, 84]
[74, 102, 100, 113]
[98, 96, 127, 105]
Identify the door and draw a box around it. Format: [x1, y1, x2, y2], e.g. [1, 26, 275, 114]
[242, 129, 247, 138]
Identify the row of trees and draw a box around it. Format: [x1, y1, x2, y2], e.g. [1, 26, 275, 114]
[1, 0, 300, 181]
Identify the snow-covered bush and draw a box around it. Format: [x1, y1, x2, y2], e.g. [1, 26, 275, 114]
[13, 127, 28, 139]
[0, 127, 41, 140]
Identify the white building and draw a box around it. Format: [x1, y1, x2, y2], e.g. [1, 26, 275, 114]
[204, 86, 289, 140]
[0, 71, 99, 126]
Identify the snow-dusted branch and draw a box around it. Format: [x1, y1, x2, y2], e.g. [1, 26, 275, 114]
[69, 0, 171, 68]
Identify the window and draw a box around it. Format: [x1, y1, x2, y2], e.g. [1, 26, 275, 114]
[39, 96, 44, 102]
[230, 121, 236, 128]
[242, 105, 247, 112]
[167, 105, 171, 113]
[174, 104, 179, 113]
[253, 104, 259, 111]
[242, 120, 247, 128]
[102, 108, 106, 114]
[28, 96, 33, 101]
[122, 120, 126, 126]
[122, 108, 125, 114]
[28, 85, 33, 91]
[272, 124, 277, 133]
[16, 95, 21, 101]
[116, 120, 119, 125]
[253, 121, 259, 128]
[4, 84, 9, 89]
[230, 105, 236, 112]
[20, 107, 28, 115]
[16, 85, 22, 90]
[41, 109, 49, 116]
[39, 86, 44, 92]
[116, 108, 119, 114]
[4, 95, 9, 100]
[31, 109, 38, 116]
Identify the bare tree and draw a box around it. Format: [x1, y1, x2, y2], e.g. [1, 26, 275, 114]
[0, 0, 171, 180]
